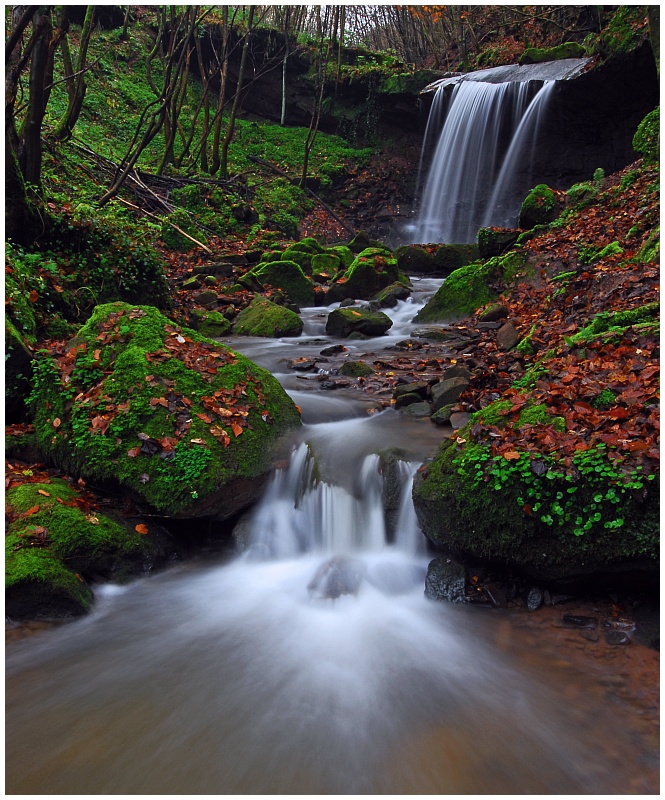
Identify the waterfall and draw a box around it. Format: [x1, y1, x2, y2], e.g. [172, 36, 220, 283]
[410, 79, 555, 244]
[244, 440, 425, 560]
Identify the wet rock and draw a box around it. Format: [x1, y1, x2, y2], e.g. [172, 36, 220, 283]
[181, 275, 202, 290]
[477, 229, 520, 260]
[193, 289, 218, 307]
[562, 614, 598, 629]
[605, 630, 631, 646]
[399, 401, 432, 417]
[394, 392, 422, 409]
[307, 555, 367, 600]
[441, 364, 473, 382]
[478, 303, 510, 322]
[430, 404, 455, 425]
[320, 344, 346, 356]
[339, 298, 357, 308]
[393, 381, 429, 400]
[325, 307, 393, 338]
[340, 361, 374, 378]
[394, 339, 423, 350]
[424, 557, 466, 603]
[431, 376, 469, 410]
[526, 586, 544, 610]
[496, 320, 520, 351]
[288, 358, 317, 371]
[449, 411, 470, 429]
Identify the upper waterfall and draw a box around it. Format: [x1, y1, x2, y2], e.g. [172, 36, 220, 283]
[407, 58, 591, 245]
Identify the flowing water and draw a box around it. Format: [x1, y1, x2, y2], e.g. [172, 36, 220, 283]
[5, 285, 659, 794]
[408, 79, 555, 244]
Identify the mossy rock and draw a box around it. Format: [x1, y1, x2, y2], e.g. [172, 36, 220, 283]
[633, 107, 659, 165]
[325, 307, 393, 338]
[519, 42, 586, 64]
[329, 249, 401, 302]
[339, 360, 374, 378]
[414, 251, 532, 323]
[431, 244, 480, 275]
[28, 302, 301, 519]
[327, 245, 354, 269]
[394, 245, 433, 273]
[6, 479, 165, 619]
[232, 295, 303, 338]
[477, 228, 521, 259]
[281, 247, 314, 275]
[311, 252, 341, 277]
[371, 281, 412, 309]
[6, 315, 34, 423]
[518, 184, 562, 230]
[189, 309, 232, 338]
[289, 237, 324, 254]
[413, 438, 659, 583]
[251, 260, 315, 307]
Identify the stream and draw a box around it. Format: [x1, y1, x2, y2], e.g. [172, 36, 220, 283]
[5, 280, 659, 794]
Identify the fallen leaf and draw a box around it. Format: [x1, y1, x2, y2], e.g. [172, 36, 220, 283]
[37, 489, 51, 497]
[135, 524, 149, 535]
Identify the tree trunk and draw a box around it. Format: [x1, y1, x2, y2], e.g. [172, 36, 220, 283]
[218, 5, 255, 180]
[54, 6, 96, 141]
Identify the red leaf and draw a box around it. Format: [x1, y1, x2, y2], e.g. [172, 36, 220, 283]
[23, 505, 40, 517]
[135, 524, 149, 535]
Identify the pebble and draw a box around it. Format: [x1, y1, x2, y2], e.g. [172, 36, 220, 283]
[605, 630, 631, 646]
[562, 614, 598, 629]
[526, 587, 543, 610]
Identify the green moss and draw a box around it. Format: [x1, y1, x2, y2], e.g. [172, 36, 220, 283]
[252, 260, 315, 307]
[332, 249, 401, 301]
[281, 247, 314, 275]
[518, 184, 559, 230]
[520, 42, 586, 64]
[29, 303, 301, 517]
[414, 439, 659, 578]
[190, 309, 231, 338]
[516, 324, 537, 356]
[232, 295, 303, 337]
[311, 252, 341, 276]
[638, 226, 660, 263]
[633, 107, 659, 165]
[567, 181, 597, 205]
[327, 245, 354, 269]
[570, 303, 659, 344]
[339, 360, 374, 378]
[517, 403, 566, 432]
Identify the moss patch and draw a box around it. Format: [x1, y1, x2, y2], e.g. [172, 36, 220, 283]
[251, 260, 315, 307]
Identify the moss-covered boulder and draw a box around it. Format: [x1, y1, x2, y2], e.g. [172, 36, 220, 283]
[413, 437, 659, 583]
[189, 309, 232, 338]
[311, 252, 342, 278]
[414, 251, 532, 323]
[6, 478, 166, 619]
[325, 307, 393, 338]
[6, 315, 34, 423]
[519, 42, 586, 64]
[251, 260, 316, 307]
[370, 281, 412, 309]
[233, 295, 303, 337]
[28, 302, 301, 520]
[328, 248, 402, 302]
[339, 360, 375, 378]
[281, 247, 314, 275]
[327, 245, 354, 269]
[394, 245, 433, 273]
[518, 184, 562, 230]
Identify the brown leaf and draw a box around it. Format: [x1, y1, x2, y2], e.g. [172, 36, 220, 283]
[135, 524, 149, 535]
[37, 489, 50, 497]
[196, 413, 213, 423]
[503, 450, 521, 461]
[52, 418, 62, 428]
[127, 446, 142, 458]
[23, 505, 40, 517]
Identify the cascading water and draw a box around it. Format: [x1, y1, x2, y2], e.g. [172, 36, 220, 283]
[5, 289, 658, 794]
[409, 78, 554, 244]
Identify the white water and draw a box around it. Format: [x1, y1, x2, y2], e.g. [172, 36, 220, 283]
[409, 79, 554, 244]
[5, 291, 658, 794]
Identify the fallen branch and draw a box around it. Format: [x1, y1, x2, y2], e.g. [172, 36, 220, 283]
[114, 197, 213, 254]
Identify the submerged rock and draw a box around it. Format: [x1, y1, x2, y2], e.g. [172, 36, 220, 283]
[325, 307, 393, 338]
[307, 555, 367, 600]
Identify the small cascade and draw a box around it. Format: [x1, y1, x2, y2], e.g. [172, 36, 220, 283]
[244, 440, 425, 560]
[410, 78, 555, 244]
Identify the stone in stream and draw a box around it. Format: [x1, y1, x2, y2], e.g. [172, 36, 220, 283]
[307, 555, 367, 600]
[526, 586, 544, 610]
[424, 557, 466, 603]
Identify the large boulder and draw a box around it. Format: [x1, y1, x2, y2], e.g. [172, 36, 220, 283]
[6, 316, 34, 423]
[413, 437, 659, 585]
[28, 303, 301, 520]
[325, 307, 393, 338]
[518, 184, 563, 230]
[250, 260, 315, 307]
[307, 555, 367, 600]
[327, 247, 403, 302]
[233, 295, 303, 337]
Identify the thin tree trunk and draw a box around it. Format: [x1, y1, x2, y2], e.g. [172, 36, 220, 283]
[280, 6, 290, 126]
[218, 5, 255, 180]
[55, 5, 95, 141]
